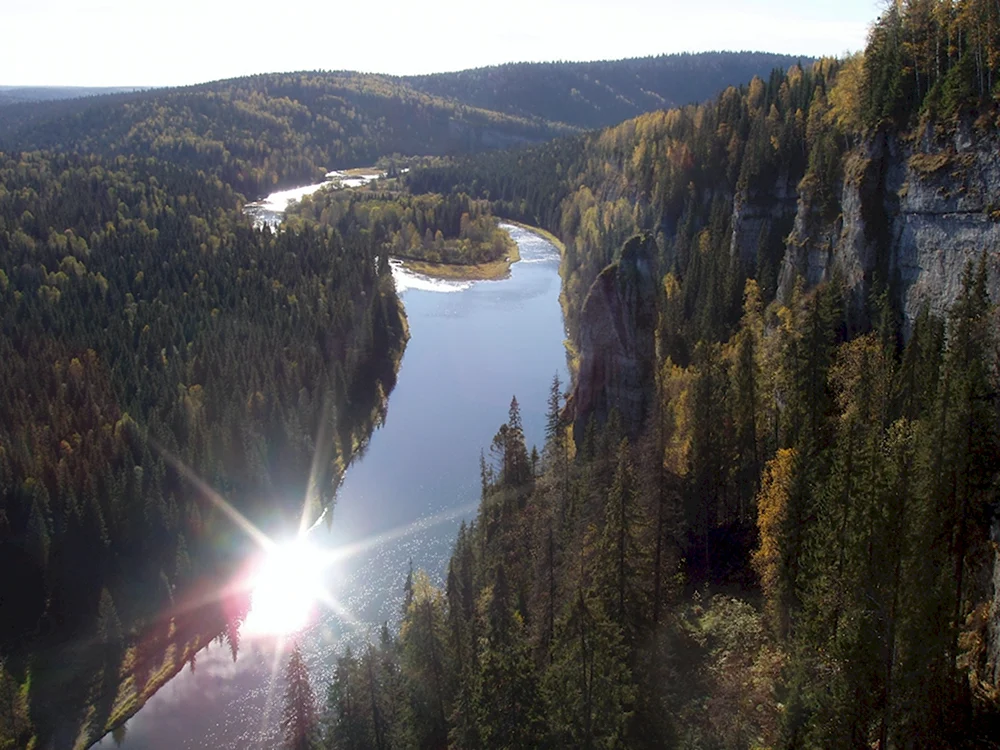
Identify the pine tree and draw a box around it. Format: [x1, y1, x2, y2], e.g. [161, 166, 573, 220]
[324, 648, 361, 749]
[687, 341, 729, 579]
[473, 564, 545, 747]
[545, 374, 563, 445]
[929, 258, 999, 692]
[96, 587, 122, 647]
[729, 279, 764, 522]
[544, 585, 633, 750]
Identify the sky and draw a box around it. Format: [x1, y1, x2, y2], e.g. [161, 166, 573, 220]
[2, 0, 882, 87]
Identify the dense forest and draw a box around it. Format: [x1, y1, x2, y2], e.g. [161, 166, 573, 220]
[303, 1, 1000, 748]
[403, 52, 810, 130]
[408, 0, 1000, 343]
[0, 151, 406, 747]
[0, 74, 568, 200]
[310, 257, 998, 748]
[0, 52, 808, 202]
[0, 44, 812, 750]
[0, 87, 139, 107]
[407, 58, 850, 343]
[2, 1, 999, 747]
[287, 191, 517, 268]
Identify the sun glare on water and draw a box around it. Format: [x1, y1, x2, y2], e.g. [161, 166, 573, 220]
[243, 539, 329, 636]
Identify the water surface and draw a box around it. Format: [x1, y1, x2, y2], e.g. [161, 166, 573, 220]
[103, 224, 569, 748]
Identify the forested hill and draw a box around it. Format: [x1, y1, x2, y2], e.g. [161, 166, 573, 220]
[403, 51, 811, 129]
[0, 53, 807, 200]
[0, 73, 570, 199]
[0, 86, 140, 107]
[0, 151, 407, 748]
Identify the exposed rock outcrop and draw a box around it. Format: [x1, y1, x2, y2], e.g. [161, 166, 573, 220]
[886, 128, 1000, 332]
[778, 127, 1000, 335]
[568, 234, 658, 441]
[729, 173, 799, 271]
[771, 128, 1000, 688]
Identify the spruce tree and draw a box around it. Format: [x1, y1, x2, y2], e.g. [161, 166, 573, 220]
[282, 645, 317, 750]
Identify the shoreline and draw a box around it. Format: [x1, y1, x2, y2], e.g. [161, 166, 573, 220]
[499, 221, 579, 377]
[392, 224, 523, 281]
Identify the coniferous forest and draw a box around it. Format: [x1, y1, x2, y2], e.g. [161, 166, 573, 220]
[318, 3, 1000, 748]
[0, 152, 407, 747]
[2, 2, 1000, 749]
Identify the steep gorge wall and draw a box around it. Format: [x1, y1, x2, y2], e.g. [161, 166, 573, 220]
[567, 234, 657, 442]
[776, 125, 1000, 701]
[569, 127, 1000, 680]
[778, 127, 1000, 334]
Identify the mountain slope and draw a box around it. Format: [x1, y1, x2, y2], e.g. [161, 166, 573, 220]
[0, 86, 141, 106]
[389, 6, 1000, 747]
[0, 53, 807, 199]
[404, 51, 811, 129]
[0, 73, 570, 198]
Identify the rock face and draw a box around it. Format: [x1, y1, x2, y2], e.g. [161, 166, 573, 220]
[729, 174, 799, 271]
[886, 128, 1000, 332]
[569, 234, 658, 441]
[777, 127, 1000, 334]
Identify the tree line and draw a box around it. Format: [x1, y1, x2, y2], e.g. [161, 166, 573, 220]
[0, 74, 567, 200]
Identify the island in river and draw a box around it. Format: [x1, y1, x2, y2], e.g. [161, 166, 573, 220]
[286, 186, 520, 280]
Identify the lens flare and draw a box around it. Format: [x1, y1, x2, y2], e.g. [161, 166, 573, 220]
[243, 539, 328, 636]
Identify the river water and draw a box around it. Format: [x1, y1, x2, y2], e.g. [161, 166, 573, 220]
[100, 212, 568, 747]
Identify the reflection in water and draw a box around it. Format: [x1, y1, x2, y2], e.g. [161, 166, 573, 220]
[102, 224, 569, 749]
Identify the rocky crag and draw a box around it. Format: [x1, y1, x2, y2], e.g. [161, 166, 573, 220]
[569, 129, 1000, 680]
[568, 233, 658, 443]
[779, 125, 1000, 335]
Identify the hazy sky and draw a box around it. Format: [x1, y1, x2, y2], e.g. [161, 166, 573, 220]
[3, 0, 881, 87]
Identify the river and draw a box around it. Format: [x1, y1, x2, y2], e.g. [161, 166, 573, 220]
[98, 186, 569, 748]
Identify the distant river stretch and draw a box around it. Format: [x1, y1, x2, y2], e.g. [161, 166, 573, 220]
[98, 180, 569, 748]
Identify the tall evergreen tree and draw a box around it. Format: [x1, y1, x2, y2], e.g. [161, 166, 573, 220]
[282, 645, 318, 750]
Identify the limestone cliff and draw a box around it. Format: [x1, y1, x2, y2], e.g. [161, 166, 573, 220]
[777, 126, 1000, 334]
[568, 234, 658, 442]
[729, 173, 799, 272]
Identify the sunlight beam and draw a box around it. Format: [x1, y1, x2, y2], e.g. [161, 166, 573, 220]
[325, 500, 480, 565]
[299, 394, 332, 538]
[260, 634, 288, 743]
[148, 437, 275, 552]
